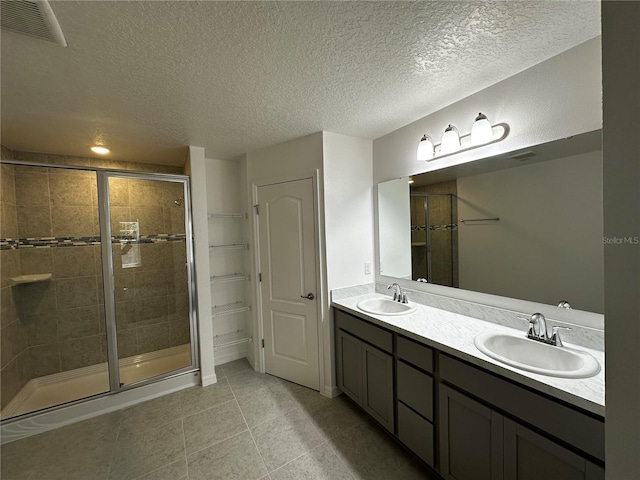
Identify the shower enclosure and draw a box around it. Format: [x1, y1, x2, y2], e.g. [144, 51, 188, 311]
[410, 193, 458, 287]
[0, 162, 197, 421]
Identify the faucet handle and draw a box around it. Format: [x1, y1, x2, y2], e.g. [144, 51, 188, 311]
[401, 292, 408, 304]
[517, 315, 536, 338]
[550, 326, 571, 347]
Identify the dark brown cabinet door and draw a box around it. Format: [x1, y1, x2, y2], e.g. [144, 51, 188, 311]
[362, 342, 394, 432]
[439, 384, 504, 480]
[503, 419, 604, 480]
[336, 330, 363, 404]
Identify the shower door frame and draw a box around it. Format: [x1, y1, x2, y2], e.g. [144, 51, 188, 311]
[98, 170, 200, 393]
[0, 160, 200, 423]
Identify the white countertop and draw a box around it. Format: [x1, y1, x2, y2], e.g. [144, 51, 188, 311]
[332, 293, 605, 417]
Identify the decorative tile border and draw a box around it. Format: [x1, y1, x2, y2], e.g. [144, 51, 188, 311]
[0, 234, 187, 250]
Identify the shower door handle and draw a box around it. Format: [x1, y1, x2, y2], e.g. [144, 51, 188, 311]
[301, 293, 315, 300]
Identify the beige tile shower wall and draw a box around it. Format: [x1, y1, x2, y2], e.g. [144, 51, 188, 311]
[1, 157, 190, 397]
[1, 150, 31, 409]
[11, 150, 184, 175]
[109, 177, 189, 359]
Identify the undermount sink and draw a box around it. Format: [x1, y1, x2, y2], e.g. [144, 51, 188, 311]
[357, 297, 417, 316]
[474, 331, 600, 379]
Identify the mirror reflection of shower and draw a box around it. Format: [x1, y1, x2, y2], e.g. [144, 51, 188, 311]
[410, 188, 458, 287]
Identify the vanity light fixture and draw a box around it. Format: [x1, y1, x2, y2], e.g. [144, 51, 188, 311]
[471, 113, 493, 145]
[416, 134, 434, 161]
[441, 124, 461, 154]
[91, 146, 110, 154]
[416, 113, 509, 161]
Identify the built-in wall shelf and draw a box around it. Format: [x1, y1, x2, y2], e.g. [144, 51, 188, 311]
[208, 213, 247, 220]
[10, 273, 53, 286]
[210, 273, 249, 284]
[212, 302, 251, 317]
[209, 243, 248, 252]
[213, 330, 252, 350]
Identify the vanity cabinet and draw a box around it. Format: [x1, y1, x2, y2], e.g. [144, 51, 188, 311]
[439, 384, 503, 480]
[332, 307, 605, 479]
[440, 355, 605, 480]
[335, 309, 394, 432]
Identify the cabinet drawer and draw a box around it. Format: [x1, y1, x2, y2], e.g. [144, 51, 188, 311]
[334, 309, 393, 353]
[397, 401, 435, 467]
[397, 361, 433, 421]
[397, 336, 433, 372]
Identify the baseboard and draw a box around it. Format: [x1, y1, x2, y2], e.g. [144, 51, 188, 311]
[322, 384, 342, 398]
[214, 349, 247, 367]
[200, 372, 218, 387]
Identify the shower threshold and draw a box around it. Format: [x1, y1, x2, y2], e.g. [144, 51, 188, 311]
[1, 343, 191, 420]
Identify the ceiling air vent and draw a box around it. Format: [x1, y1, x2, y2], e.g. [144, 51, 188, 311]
[507, 151, 537, 161]
[1, 0, 66, 47]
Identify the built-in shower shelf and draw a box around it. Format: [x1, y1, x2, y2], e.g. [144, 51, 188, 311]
[208, 212, 247, 219]
[210, 273, 249, 284]
[212, 302, 251, 317]
[10, 273, 52, 286]
[213, 330, 252, 350]
[209, 243, 248, 252]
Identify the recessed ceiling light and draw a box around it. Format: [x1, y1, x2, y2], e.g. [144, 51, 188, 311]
[91, 146, 110, 154]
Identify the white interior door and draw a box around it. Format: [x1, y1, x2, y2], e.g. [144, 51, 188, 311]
[257, 178, 320, 390]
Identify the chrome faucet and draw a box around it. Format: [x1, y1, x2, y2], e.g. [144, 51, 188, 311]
[387, 283, 408, 304]
[518, 312, 571, 346]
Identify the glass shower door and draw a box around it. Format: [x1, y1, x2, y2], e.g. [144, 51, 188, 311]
[105, 174, 193, 387]
[1, 163, 110, 420]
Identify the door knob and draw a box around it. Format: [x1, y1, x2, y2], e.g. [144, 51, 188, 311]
[301, 293, 315, 300]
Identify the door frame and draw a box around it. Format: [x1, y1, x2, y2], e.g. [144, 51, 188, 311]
[251, 170, 326, 392]
[97, 170, 200, 393]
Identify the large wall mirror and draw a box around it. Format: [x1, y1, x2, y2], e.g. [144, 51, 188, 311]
[377, 130, 604, 314]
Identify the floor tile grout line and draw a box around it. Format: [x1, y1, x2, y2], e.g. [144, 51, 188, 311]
[105, 412, 124, 480]
[180, 399, 191, 480]
[181, 396, 237, 422]
[267, 440, 331, 478]
[229, 378, 271, 478]
[322, 420, 365, 480]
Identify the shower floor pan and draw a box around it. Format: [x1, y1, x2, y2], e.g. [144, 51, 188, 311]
[1, 343, 191, 420]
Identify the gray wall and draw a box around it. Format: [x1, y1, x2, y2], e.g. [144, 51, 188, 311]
[602, 2, 640, 478]
[457, 150, 603, 313]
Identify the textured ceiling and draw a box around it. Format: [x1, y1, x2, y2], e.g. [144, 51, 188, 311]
[1, 1, 600, 165]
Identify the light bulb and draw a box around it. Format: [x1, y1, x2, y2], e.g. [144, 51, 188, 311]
[91, 146, 110, 154]
[441, 125, 460, 154]
[416, 134, 434, 161]
[471, 113, 493, 145]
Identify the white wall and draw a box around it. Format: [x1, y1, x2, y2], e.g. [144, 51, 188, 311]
[245, 131, 374, 396]
[186, 146, 215, 386]
[372, 37, 604, 327]
[244, 132, 327, 386]
[322, 131, 374, 289]
[322, 131, 374, 396]
[602, 3, 640, 478]
[377, 177, 411, 278]
[204, 157, 249, 366]
[457, 150, 603, 313]
[373, 38, 602, 184]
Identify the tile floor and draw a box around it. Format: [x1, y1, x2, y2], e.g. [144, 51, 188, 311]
[1, 359, 438, 480]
